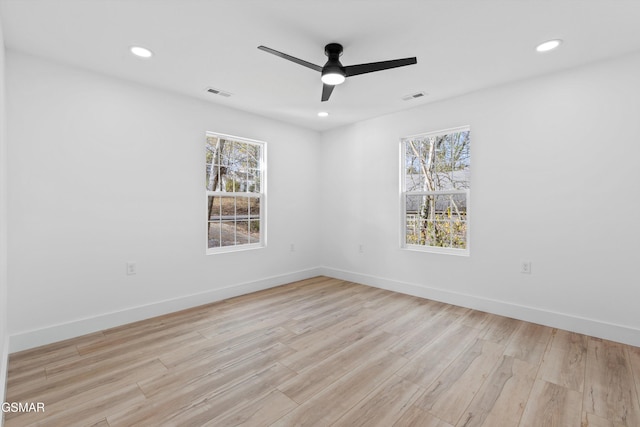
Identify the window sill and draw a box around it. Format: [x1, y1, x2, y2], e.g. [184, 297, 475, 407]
[206, 243, 265, 255]
[402, 244, 470, 257]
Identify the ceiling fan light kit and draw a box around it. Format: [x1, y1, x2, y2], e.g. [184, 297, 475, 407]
[321, 73, 345, 85]
[258, 43, 417, 101]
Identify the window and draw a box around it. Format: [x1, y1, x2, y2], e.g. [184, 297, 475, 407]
[206, 133, 265, 253]
[401, 126, 470, 255]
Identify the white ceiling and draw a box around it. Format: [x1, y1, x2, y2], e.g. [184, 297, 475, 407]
[2, 0, 640, 132]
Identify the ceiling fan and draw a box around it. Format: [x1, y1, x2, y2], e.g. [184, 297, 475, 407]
[258, 43, 417, 102]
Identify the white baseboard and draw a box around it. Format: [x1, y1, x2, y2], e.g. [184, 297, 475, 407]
[319, 266, 640, 348]
[9, 267, 322, 353]
[1, 334, 8, 416]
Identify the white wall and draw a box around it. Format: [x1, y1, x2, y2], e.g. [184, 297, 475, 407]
[6, 51, 321, 351]
[319, 52, 640, 346]
[0, 11, 9, 412]
[5, 47, 640, 352]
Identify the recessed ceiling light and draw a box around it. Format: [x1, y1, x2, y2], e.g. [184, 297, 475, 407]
[130, 46, 153, 58]
[536, 39, 563, 53]
[317, 112, 329, 117]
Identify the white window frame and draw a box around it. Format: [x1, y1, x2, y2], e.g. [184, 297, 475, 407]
[206, 132, 266, 254]
[400, 126, 470, 256]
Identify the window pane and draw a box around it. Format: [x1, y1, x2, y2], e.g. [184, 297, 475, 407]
[451, 131, 470, 190]
[235, 221, 249, 245]
[429, 194, 452, 247]
[208, 221, 222, 249]
[218, 196, 235, 217]
[248, 196, 260, 219]
[450, 219, 467, 249]
[207, 195, 222, 249]
[248, 169, 260, 192]
[219, 221, 236, 247]
[249, 220, 260, 243]
[205, 163, 213, 189]
[433, 135, 448, 189]
[450, 193, 467, 217]
[404, 139, 427, 192]
[405, 194, 423, 218]
[235, 196, 248, 218]
[206, 136, 223, 191]
[405, 213, 421, 245]
[228, 141, 249, 184]
[448, 194, 467, 249]
[207, 196, 222, 221]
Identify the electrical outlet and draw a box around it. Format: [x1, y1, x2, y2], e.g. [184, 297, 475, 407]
[290, 243, 295, 252]
[521, 260, 531, 274]
[358, 244, 364, 253]
[126, 262, 137, 275]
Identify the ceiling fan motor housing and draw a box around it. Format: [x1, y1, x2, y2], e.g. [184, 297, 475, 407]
[322, 43, 346, 81]
[324, 43, 344, 59]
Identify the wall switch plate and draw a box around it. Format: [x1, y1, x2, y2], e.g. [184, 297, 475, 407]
[359, 244, 364, 253]
[290, 243, 295, 252]
[126, 262, 137, 275]
[521, 260, 531, 274]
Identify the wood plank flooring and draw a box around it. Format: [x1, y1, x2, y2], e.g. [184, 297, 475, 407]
[4, 276, 640, 426]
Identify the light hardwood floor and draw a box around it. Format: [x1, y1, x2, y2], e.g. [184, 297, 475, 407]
[4, 276, 640, 426]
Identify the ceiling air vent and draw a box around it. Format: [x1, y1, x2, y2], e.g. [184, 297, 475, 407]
[402, 92, 427, 101]
[206, 87, 231, 97]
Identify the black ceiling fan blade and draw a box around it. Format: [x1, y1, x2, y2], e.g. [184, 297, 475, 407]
[257, 46, 323, 72]
[344, 57, 417, 77]
[321, 83, 335, 102]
